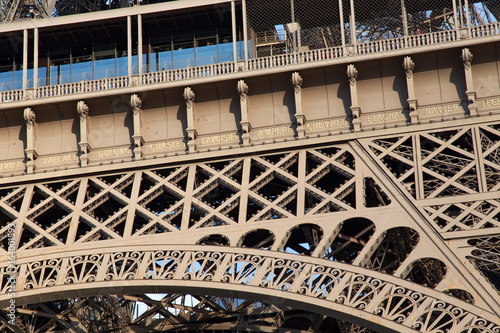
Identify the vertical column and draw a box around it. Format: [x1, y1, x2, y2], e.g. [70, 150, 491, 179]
[242, 0, 249, 65]
[33, 28, 39, 90]
[138, 14, 143, 76]
[127, 16, 132, 78]
[349, 0, 356, 50]
[346, 64, 361, 131]
[77, 101, 91, 167]
[338, 0, 346, 52]
[291, 72, 306, 139]
[23, 29, 28, 94]
[401, 0, 408, 37]
[464, 0, 472, 35]
[184, 87, 197, 153]
[24, 107, 37, 174]
[461, 48, 477, 116]
[130, 94, 144, 159]
[237, 79, 251, 145]
[452, 0, 459, 35]
[403, 56, 418, 123]
[231, 1, 237, 64]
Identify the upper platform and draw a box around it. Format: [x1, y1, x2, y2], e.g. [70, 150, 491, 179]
[0, 0, 499, 105]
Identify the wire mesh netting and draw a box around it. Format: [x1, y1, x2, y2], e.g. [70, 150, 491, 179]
[246, 0, 500, 54]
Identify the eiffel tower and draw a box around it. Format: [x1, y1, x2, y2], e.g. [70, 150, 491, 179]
[0, 0, 499, 332]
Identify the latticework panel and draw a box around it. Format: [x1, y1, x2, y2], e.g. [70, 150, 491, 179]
[366, 122, 500, 229]
[0, 145, 388, 252]
[363, 121, 500, 302]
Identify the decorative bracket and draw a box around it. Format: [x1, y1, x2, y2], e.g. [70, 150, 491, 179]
[346, 64, 361, 131]
[24, 107, 37, 174]
[130, 94, 145, 159]
[403, 56, 418, 123]
[184, 87, 197, 152]
[77, 100, 89, 122]
[292, 72, 306, 139]
[237, 80, 251, 146]
[461, 48, 477, 116]
[77, 101, 91, 166]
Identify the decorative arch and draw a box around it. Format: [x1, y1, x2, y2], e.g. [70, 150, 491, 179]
[2, 245, 498, 333]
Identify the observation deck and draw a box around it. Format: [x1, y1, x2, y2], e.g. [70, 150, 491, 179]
[0, 0, 499, 105]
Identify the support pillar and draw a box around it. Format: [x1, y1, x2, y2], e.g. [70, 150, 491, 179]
[242, 0, 249, 66]
[403, 56, 418, 123]
[130, 94, 144, 159]
[127, 16, 132, 78]
[346, 64, 360, 131]
[23, 29, 28, 94]
[184, 87, 197, 153]
[291, 72, 306, 139]
[77, 100, 91, 167]
[338, 0, 346, 53]
[33, 28, 39, 90]
[231, 1, 237, 64]
[349, 0, 356, 51]
[461, 48, 477, 116]
[24, 107, 37, 174]
[138, 14, 143, 76]
[237, 80, 251, 145]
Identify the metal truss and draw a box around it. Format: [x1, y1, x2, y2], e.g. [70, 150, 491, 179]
[1, 121, 500, 331]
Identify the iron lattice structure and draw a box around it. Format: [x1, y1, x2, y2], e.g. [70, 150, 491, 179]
[0, 0, 500, 331]
[0, 121, 499, 331]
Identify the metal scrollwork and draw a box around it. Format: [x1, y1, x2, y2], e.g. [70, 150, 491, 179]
[291, 72, 303, 93]
[237, 80, 249, 101]
[183, 87, 195, 108]
[461, 48, 473, 70]
[77, 100, 89, 121]
[24, 107, 36, 129]
[403, 56, 415, 79]
[346, 64, 358, 86]
[130, 94, 142, 116]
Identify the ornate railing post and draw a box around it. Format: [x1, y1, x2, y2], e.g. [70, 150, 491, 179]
[77, 100, 90, 167]
[237, 80, 251, 146]
[292, 72, 306, 139]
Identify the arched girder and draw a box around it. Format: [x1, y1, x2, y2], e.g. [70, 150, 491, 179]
[2, 245, 498, 333]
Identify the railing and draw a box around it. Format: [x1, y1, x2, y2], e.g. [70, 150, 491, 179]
[1, 23, 500, 104]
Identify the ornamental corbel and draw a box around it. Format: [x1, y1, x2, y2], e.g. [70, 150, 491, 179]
[346, 64, 358, 86]
[24, 107, 36, 129]
[77, 100, 89, 121]
[183, 87, 195, 109]
[130, 94, 142, 115]
[237, 80, 249, 101]
[461, 48, 473, 70]
[291, 72, 303, 93]
[403, 56, 415, 79]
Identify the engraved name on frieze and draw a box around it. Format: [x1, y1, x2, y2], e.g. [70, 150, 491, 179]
[0, 160, 24, 171]
[306, 119, 349, 130]
[148, 140, 186, 152]
[97, 147, 132, 158]
[200, 133, 239, 145]
[257, 126, 293, 137]
[423, 103, 461, 116]
[480, 97, 500, 108]
[366, 111, 405, 123]
[42, 153, 78, 165]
